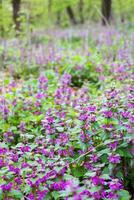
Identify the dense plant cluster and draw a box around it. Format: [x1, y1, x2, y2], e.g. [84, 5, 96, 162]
[0, 27, 134, 200]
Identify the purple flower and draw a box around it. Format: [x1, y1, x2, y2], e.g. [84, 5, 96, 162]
[108, 154, 121, 164]
[21, 162, 29, 168]
[35, 92, 45, 99]
[27, 193, 35, 200]
[3, 131, 14, 142]
[79, 113, 88, 121]
[3, 106, 9, 115]
[27, 179, 33, 187]
[0, 159, 4, 168]
[9, 80, 16, 88]
[59, 133, 69, 144]
[35, 101, 41, 107]
[51, 180, 66, 191]
[59, 166, 67, 175]
[15, 177, 22, 185]
[129, 116, 134, 123]
[128, 103, 134, 108]
[12, 99, 17, 106]
[8, 165, 20, 174]
[37, 190, 48, 200]
[103, 110, 113, 118]
[87, 105, 96, 112]
[61, 73, 71, 85]
[19, 122, 26, 132]
[99, 75, 105, 81]
[90, 154, 98, 162]
[11, 154, 19, 162]
[73, 195, 83, 200]
[109, 181, 123, 191]
[91, 175, 104, 186]
[121, 111, 130, 118]
[84, 162, 93, 170]
[102, 123, 113, 130]
[0, 148, 7, 154]
[80, 189, 91, 196]
[131, 148, 134, 156]
[35, 179, 42, 187]
[1, 182, 12, 191]
[107, 192, 118, 199]
[92, 191, 101, 199]
[89, 114, 96, 122]
[39, 75, 48, 84]
[45, 116, 54, 124]
[108, 141, 118, 150]
[20, 146, 31, 153]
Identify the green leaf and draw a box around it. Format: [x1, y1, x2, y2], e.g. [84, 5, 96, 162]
[24, 185, 31, 194]
[0, 189, 3, 200]
[117, 189, 131, 200]
[70, 165, 87, 178]
[116, 171, 123, 179]
[43, 192, 52, 200]
[100, 174, 110, 180]
[51, 191, 60, 199]
[85, 172, 96, 177]
[102, 166, 109, 174]
[10, 189, 23, 199]
[90, 186, 101, 193]
[117, 148, 133, 158]
[98, 148, 110, 156]
[56, 127, 64, 132]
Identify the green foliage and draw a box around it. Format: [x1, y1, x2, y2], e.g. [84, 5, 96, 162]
[117, 189, 131, 200]
[0, 2, 134, 199]
[0, 0, 134, 38]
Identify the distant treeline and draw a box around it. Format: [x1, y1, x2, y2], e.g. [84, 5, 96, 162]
[0, 0, 134, 36]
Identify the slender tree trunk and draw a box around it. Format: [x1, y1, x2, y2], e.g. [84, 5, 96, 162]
[101, 0, 112, 25]
[118, 0, 125, 23]
[12, 0, 21, 30]
[56, 11, 61, 25]
[0, 0, 3, 38]
[48, 0, 52, 13]
[0, 0, 6, 68]
[78, 0, 84, 24]
[66, 6, 77, 25]
[48, 0, 52, 23]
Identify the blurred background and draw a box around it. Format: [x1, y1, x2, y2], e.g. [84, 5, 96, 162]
[0, 0, 134, 38]
[0, 0, 134, 80]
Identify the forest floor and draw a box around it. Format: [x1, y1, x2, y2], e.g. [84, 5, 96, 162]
[0, 25, 134, 200]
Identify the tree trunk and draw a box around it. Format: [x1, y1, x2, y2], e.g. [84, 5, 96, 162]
[56, 11, 61, 26]
[0, 0, 4, 68]
[101, 0, 112, 25]
[66, 6, 77, 25]
[48, 0, 52, 13]
[78, 0, 84, 24]
[12, 0, 21, 31]
[0, 0, 3, 38]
